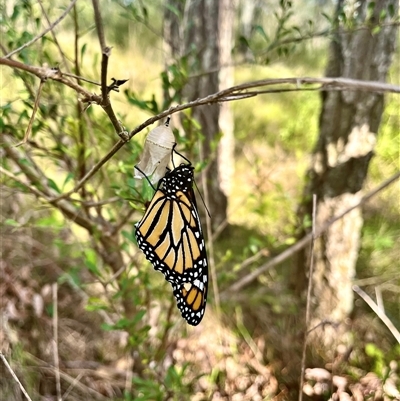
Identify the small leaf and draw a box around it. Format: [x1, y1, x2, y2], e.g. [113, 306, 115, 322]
[4, 218, 20, 227]
[80, 43, 87, 62]
[254, 25, 269, 42]
[47, 178, 60, 193]
[131, 310, 146, 326]
[165, 4, 182, 19]
[62, 172, 74, 190]
[84, 249, 100, 276]
[372, 25, 381, 34]
[122, 230, 136, 244]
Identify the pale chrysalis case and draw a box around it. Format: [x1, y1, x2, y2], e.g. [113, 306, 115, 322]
[134, 117, 175, 184]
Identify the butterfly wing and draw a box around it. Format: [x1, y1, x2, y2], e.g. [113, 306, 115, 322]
[135, 165, 208, 285]
[171, 271, 208, 326]
[135, 163, 209, 324]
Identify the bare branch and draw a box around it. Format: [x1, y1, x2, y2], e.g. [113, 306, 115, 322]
[91, 0, 110, 98]
[299, 194, 317, 401]
[1, 139, 96, 233]
[15, 79, 45, 147]
[221, 171, 400, 297]
[112, 207, 137, 235]
[90, 0, 125, 135]
[4, 0, 78, 59]
[0, 352, 33, 401]
[52, 283, 62, 401]
[49, 139, 126, 203]
[353, 285, 400, 344]
[37, 0, 71, 72]
[0, 57, 100, 101]
[92, 0, 107, 51]
[3, 54, 399, 200]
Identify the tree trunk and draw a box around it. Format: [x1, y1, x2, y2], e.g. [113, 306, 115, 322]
[163, 0, 234, 229]
[295, 0, 398, 345]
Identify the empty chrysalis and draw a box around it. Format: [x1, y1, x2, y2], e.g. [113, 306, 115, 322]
[134, 117, 175, 184]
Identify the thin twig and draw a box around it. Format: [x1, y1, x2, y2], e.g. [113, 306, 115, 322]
[221, 171, 400, 297]
[26, 353, 108, 400]
[299, 194, 317, 401]
[52, 283, 62, 401]
[83, 1, 123, 135]
[91, 0, 111, 103]
[15, 79, 45, 147]
[112, 207, 137, 235]
[63, 72, 100, 85]
[4, 0, 78, 59]
[37, 0, 71, 72]
[200, 143, 221, 317]
[0, 166, 49, 200]
[0, 57, 100, 100]
[91, 0, 106, 51]
[353, 285, 400, 344]
[3, 56, 400, 201]
[1, 144, 96, 232]
[236, 248, 270, 273]
[75, 196, 121, 207]
[62, 372, 84, 401]
[0, 351, 34, 401]
[48, 138, 126, 203]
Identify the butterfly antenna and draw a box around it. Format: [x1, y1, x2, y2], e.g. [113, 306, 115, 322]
[134, 164, 157, 191]
[172, 144, 191, 167]
[194, 179, 211, 218]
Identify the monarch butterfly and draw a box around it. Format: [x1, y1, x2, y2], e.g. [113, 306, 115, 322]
[135, 161, 208, 326]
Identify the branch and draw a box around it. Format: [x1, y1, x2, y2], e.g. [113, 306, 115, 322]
[353, 285, 400, 344]
[15, 79, 45, 147]
[0, 352, 33, 401]
[48, 139, 126, 203]
[52, 283, 62, 401]
[3, 56, 399, 103]
[1, 138, 96, 233]
[91, 0, 108, 101]
[37, 0, 71, 72]
[90, 0, 124, 136]
[0, 57, 100, 101]
[299, 194, 317, 401]
[4, 0, 78, 59]
[3, 55, 400, 200]
[220, 171, 400, 298]
[50, 76, 400, 202]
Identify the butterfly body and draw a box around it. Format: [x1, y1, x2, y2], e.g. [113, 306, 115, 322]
[135, 163, 208, 326]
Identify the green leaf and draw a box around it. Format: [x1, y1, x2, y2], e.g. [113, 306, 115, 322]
[62, 172, 74, 190]
[254, 25, 269, 42]
[124, 90, 159, 115]
[84, 249, 100, 276]
[238, 35, 251, 50]
[59, 268, 81, 289]
[165, 4, 182, 19]
[131, 309, 146, 326]
[388, 3, 395, 18]
[80, 43, 87, 63]
[122, 230, 136, 244]
[47, 178, 60, 193]
[85, 297, 109, 312]
[372, 25, 381, 34]
[4, 218, 20, 227]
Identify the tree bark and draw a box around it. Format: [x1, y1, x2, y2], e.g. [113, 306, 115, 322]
[163, 0, 234, 229]
[295, 0, 398, 345]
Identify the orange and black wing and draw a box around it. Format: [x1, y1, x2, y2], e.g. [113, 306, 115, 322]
[135, 164, 208, 285]
[171, 271, 208, 326]
[135, 163, 209, 325]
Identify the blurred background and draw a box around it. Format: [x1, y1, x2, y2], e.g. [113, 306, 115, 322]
[1, 0, 399, 400]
